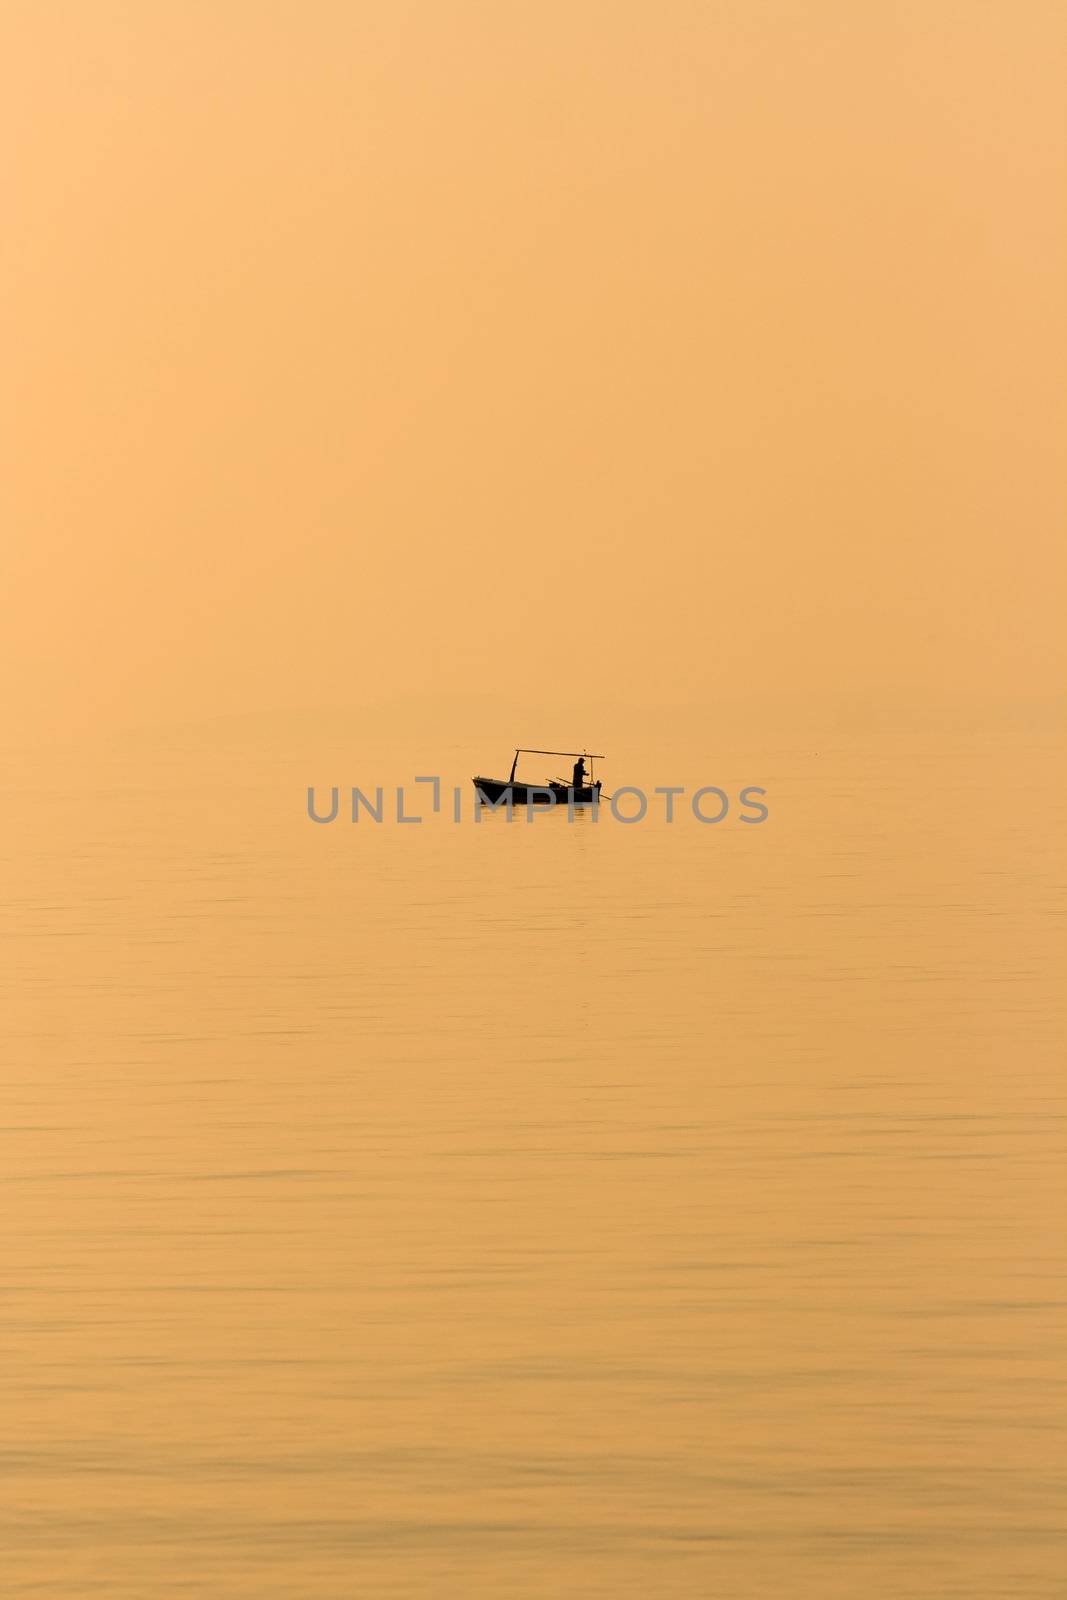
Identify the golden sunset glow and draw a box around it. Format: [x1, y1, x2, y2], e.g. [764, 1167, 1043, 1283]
[4, 5, 1065, 1597]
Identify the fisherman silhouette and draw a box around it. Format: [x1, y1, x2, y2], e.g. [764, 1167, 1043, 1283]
[571, 756, 586, 790]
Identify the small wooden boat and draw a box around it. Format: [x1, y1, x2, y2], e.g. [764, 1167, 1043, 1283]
[473, 748, 604, 807]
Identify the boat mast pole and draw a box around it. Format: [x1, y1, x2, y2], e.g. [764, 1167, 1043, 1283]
[509, 749, 519, 783]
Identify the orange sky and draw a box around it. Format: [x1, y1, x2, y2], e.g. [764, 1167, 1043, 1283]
[4, 1, 1064, 741]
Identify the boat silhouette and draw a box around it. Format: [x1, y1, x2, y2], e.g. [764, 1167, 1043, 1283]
[473, 747, 604, 807]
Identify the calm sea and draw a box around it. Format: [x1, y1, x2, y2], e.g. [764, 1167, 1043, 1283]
[3, 716, 1064, 1597]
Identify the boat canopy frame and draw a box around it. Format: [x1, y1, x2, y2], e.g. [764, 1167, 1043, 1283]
[508, 747, 605, 784]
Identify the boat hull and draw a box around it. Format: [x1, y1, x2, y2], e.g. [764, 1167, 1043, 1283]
[473, 777, 600, 807]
